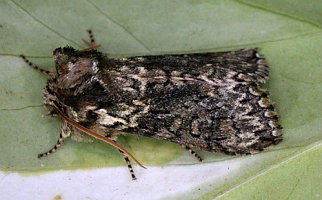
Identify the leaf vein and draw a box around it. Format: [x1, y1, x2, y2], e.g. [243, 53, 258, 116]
[235, 0, 322, 29]
[86, 0, 152, 52]
[214, 142, 322, 199]
[10, 0, 82, 48]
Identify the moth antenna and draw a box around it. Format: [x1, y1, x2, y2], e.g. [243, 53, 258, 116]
[87, 29, 95, 44]
[81, 29, 101, 51]
[20, 55, 54, 77]
[51, 103, 146, 169]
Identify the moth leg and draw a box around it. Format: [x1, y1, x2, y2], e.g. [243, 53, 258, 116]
[20, 55, 53, 77]
[82, 29, 101, 50]
[38, 121, 71, 158]
[182, 145, 203, 162]
[118, 150, 137, 180]
[107, 138, 136, 180]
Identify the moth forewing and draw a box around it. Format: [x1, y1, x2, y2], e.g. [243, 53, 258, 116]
[21, 30, 282, 179]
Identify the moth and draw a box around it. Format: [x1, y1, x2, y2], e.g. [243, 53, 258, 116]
[21, 30, 282, 179]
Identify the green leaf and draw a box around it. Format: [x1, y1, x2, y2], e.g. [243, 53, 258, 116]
[206, 143, 322, 200]
[0, 0, 321, 199]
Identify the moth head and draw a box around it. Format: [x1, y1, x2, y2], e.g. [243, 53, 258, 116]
[53, 46, 100, 88]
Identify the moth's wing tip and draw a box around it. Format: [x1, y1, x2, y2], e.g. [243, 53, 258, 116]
[235, 48, 270, 84]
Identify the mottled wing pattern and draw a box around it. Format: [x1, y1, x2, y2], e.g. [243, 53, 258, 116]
[24, 31, 283, 179]
[78, 49, 281, 153]
[60, 48, 282, 154]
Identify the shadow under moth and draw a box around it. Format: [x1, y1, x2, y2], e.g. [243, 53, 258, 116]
[21, 30, 282, 180]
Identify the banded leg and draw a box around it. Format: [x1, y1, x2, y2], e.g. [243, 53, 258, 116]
[20, 55, 53, 77]
[119, 150, 137, 180]
[182, 145, 203, 162]
[38, 121, 71, 158]
[108, 136, 136, 180]
[87, 29, 95, 45]
[105, 139, 136, 180]
[82, 29, 101, 50]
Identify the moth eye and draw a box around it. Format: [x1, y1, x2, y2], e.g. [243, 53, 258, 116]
[56, 65, 62, 74]
[70, 57, 77, 64]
